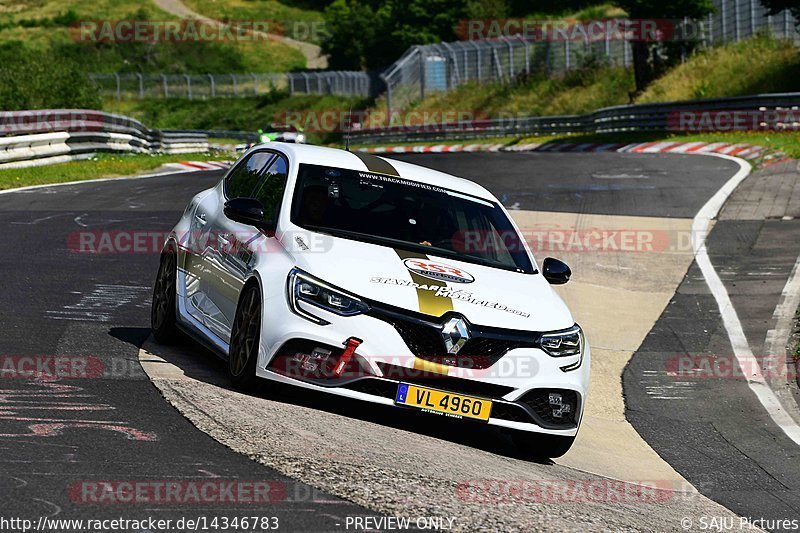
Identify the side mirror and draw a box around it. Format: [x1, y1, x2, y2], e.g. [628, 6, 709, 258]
[542, 257, 571, 285]
[224, 198, 275, 232]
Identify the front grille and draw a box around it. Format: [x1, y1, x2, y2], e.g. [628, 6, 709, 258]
[367, 303, 539, 369]
[519, 389, 579, 428]
[391, 319, 445, 358]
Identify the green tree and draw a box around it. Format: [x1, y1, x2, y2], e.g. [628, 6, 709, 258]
[321, 0, 385, 69]
[614, 0, 714, 92]
[321, 0, 510, 70]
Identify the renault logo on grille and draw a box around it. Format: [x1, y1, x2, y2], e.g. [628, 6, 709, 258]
[441, 316, 470, 355]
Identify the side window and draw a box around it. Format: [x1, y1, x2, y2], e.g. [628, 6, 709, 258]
[252, 156, 289, 222]
[225, 152, 274, 199]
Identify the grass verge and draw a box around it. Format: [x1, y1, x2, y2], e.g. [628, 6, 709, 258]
[181, 0, 325, 44]
[0, 152, 228, 191]
[639, 34, 800, 102]
[367, 35, 800, 127]
[105, 93, 372, 145]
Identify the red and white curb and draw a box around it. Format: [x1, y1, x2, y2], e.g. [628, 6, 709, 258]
[165, 160, 233, 171]
[359, 144, 506, 154]
[359, 141, 785, 163]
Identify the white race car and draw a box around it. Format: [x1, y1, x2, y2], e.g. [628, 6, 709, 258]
[151, 143, 590, 458]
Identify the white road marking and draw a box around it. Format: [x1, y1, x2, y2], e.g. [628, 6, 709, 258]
[592, 173, 649, 179]
[9, 213, 73, 225]
[694, 153, 800, 445]
[763, 250, 800, 424]
[45, 284, 151, 323]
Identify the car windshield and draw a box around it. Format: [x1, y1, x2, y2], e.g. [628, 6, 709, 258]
[291, 164, 535, 273]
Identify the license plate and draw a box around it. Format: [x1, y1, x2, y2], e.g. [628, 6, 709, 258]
[394, 383, 492, 422]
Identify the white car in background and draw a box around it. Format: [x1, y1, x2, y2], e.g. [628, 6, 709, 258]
[151, 143, 590, 458]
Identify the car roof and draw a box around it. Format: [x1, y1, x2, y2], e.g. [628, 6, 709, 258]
[255, 142, 496, 201]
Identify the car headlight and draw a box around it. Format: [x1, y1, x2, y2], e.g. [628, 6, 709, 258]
[287, 268, 369, 324]
[295, 133, 306, 143]
[539, 325, 584, 371]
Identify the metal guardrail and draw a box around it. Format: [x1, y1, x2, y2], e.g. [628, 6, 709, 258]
[0, 110, 209, 168]
[350, 92, 800, 144]
[163, 129, 258, 142]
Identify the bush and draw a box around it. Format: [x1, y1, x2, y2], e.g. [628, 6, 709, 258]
[0, 43, 101, 110]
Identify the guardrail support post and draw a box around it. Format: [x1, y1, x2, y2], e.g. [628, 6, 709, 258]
[114, 73, 121, 101]
[161, 74, 169, 98]
[185, 75, 192, 100]
[136, 73, 144, 99]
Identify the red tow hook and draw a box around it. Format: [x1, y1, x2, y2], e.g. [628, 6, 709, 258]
[333, 337, 363, 377]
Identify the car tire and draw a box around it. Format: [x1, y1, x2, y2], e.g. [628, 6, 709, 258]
[512, 431, 576, 459]
[229, 283, 262, 390]
[151, 246, 179, 344]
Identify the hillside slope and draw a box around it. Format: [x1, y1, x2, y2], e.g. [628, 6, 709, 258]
[367, 35, 800, 125]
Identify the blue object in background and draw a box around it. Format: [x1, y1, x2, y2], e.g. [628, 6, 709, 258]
[424, 56, 447, 91]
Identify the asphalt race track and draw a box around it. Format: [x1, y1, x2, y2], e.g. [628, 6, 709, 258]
[1, 152, 798, 531]
[0, 173, 380, 529]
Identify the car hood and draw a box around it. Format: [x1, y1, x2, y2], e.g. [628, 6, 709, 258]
[283, 230, 574, 331]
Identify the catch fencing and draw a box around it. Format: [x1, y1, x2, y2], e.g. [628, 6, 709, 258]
[89, 72, 376, 100]
[381, 0, 800, 113]
[88, 0, 799, 108]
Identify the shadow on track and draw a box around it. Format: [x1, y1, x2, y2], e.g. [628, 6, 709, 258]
[139, 329, 555, 466]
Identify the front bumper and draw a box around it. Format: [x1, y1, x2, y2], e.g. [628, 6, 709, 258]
[256, 292, 590, 436]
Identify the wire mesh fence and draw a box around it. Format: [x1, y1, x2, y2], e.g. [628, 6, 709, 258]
[90, 72, 376, 100]
[380, 0, 800, 114]
[91, 0, 799, 107]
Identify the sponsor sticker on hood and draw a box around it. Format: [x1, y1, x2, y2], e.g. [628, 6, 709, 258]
[403, 258, 475, 284]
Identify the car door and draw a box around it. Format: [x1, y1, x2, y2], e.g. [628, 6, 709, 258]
[202, 151, 289, 342]
[186, 150, 275, 335]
